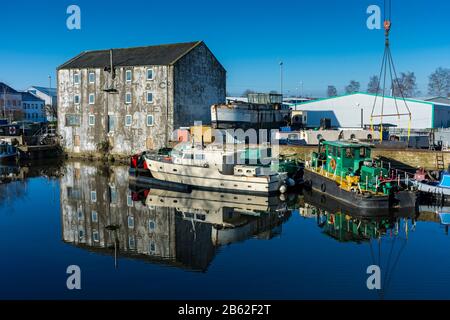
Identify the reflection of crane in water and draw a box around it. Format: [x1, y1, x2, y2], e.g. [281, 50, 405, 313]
[368, 216, 416, 300]
[314, 208, 417, 299]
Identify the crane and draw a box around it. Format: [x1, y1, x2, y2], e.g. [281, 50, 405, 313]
[370, 0, 412, 143]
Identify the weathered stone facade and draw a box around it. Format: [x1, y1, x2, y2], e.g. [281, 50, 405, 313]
[57, 41, 226, 156]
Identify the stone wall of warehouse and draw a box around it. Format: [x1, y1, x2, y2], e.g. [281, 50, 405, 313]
[58, 65, 173, 157]
[279, 145, 450, 171]
[173, 43, 226, 128]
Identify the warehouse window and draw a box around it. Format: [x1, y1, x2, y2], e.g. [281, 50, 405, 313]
[146, 92, 153, 104]
[93, 231, 99, 242]
[128, 216, 134, 229]
[73, 73, 80, 85]
[147, 68, 154, 80]
[88, 72, 95, 84]
[146, 115, 154, 127]
[74, 95, 80, 105]
[126, 70, 132, 82]
[125, 114, 132, 127]
[125, 92, 132, 104]
[89, 93, 95, 105]
[65, 114, 81, 126]
[91, 211, 98, 223]
[91, 191, 97, 202]
[88, 114, 95, 126]
[108, 115, 116, 133]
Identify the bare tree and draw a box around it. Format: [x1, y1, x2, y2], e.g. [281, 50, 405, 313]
[392, 71, 417, 97]
[241, 89, 256, 97]
[327, 85, 338, 97]
[345, 80, 360, 94]
[428, 67, 450, 97]
[44, 104, 57, 122]
[367, 75, 381, 94]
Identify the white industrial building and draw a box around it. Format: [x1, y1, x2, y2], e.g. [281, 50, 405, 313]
[293, 93, 450, 130]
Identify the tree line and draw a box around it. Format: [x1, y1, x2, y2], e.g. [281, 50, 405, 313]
[327, 67, 449, 98]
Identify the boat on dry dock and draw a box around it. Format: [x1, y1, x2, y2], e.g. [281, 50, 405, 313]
[303, 140, 416, 209]
[131, 144, 294, 195]
[211, 93, 291, 130]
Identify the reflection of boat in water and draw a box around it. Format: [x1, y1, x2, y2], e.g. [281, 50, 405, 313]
[133, 186, 290, 246]
[302, 190, 417, 298]
[303, 190, 417, 241]
[302, 189, 416, 218]
[60, 162, 292, 271]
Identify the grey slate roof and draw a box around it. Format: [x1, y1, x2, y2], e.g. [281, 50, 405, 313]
[0, 82, 19, 94]
[58, 41, 203, 69]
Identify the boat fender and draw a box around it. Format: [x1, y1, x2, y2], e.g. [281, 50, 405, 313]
[321, 183, 326, 192]
[286, 178, 296, 187]
[279, 184, 287, 194]
[203, 163, 209, 168]
[304, 180, 312, 189]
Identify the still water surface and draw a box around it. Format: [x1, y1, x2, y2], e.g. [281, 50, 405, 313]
[0, 161, 450, 300]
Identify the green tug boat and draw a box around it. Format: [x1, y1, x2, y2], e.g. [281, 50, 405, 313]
[303, 140, 416, 209]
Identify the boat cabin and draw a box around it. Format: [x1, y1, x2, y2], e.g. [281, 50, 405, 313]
[312, 141, 375, 178]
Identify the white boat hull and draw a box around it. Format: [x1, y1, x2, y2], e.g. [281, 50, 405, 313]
[144, 158, 285, 194]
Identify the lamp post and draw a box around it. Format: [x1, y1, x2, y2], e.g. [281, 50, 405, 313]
[279, 61, 284, 97]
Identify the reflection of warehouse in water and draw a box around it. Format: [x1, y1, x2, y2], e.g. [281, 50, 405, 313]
[60, 162, 290, 271]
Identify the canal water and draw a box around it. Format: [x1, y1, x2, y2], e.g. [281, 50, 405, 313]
[1, 161, 450, 300]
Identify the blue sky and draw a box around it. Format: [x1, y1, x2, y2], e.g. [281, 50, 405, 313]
[0, 0, 448, 97]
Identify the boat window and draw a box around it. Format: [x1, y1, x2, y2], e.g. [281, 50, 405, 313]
[360, 147, 366, 157]
[345, 148, 353, 158]
[194, 154, 205, 160]
[196, 214, 206, 221]
[183, 154, 194, 160]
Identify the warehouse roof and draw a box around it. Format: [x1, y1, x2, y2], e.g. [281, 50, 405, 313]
[29, 86, 57, 97]
[58, 41, 203, 69]
[21, 92, 44, 102]
[297, 92, 442, 107]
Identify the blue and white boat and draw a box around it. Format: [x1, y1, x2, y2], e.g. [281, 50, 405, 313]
[412, 168, 450, 207]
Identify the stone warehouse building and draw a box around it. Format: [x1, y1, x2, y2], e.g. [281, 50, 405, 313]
[57, 41, 226, 155]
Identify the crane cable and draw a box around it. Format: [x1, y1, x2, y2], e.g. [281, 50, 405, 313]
[370, 0, 412, 143]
